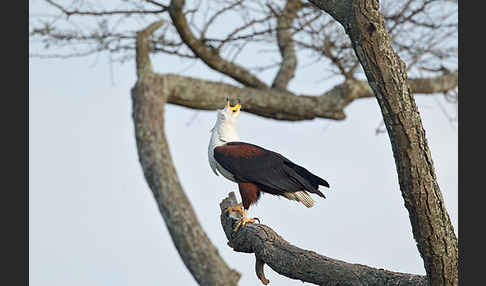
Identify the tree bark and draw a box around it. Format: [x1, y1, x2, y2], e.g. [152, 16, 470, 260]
[131, 21, 240, 286]
[309, 1, 458, 285]
[220, 192, 429, 286]
[272, 0, 302, 90]
[152, 72, 456, 121]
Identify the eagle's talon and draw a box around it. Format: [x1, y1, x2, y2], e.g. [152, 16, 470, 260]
[233, 216, 258, 232]
[225, 203, 244, 217]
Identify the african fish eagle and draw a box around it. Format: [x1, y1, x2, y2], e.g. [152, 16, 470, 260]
[208, 98, 330, 231]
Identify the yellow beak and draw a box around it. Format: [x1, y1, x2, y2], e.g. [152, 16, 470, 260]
[226, 100, 241, 112]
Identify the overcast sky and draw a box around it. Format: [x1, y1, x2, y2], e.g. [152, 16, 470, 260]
[29, 1, 457, 285]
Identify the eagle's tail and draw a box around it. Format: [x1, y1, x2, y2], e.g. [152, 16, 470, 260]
[282, 191, 315, 208]
[284, 161, 329, 194]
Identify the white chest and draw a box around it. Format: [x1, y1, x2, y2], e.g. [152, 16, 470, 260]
[208, 127, 239, 182]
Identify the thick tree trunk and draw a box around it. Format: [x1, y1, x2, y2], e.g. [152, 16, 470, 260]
[310, 1, 458, 285]
[131, 21, 240, 286]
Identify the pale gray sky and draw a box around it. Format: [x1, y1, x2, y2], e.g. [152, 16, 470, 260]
[29, 1, 457, 285]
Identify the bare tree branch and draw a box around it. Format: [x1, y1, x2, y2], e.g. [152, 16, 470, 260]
[155, 71, 458, 121]
[135, 20, 165, 78]
[144, 0, 169, 9]
[201, 0, 244, 40]
[272, 0, 302, 90]
[131, 21, 240, 286]
[168, 0, 268, 88]
[45, 0, 168, 16]
[33, 0, 457, 88]
[409, 70, 458, 94]
[220, 192, 428, 286]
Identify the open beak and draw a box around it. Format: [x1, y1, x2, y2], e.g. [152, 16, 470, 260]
[226, 97, 241, 112]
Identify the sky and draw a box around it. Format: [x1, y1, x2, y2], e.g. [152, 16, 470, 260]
[29, 1, 458, 285]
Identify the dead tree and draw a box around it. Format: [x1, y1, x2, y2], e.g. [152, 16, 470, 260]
[30, 0, 458, 285]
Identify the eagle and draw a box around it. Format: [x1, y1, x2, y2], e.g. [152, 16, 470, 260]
[208, 98, 330, 232]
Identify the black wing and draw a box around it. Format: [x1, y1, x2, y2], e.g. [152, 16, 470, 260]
[213, 142, 328, 197]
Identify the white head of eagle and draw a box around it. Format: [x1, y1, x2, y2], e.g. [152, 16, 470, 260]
[208, 98, 330, 231]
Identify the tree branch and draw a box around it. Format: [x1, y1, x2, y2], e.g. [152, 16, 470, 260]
[168, 0, 268, 89]
[45, 0, 167, 16]
[408, 70, 458, 94]
[272, 0, 302, 90]
[220, 192, 428, 286]
[161, 73, 347, 120]
[135, 20, 165, 79]
[308, 0, 351, 24]
[132, 21, 240, 286]
[155, 71, 458, 121]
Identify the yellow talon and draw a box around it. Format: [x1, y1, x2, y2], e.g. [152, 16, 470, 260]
[225, 204, 258, 232]
[225, 203, 244, 216]
[232, 209, 258, 232]
[233, 216, 258, 232]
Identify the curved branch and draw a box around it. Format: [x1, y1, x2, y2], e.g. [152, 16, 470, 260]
[135, 20, 165, 79]
[220, 192, 428, 286]
[132, 21, 240, 286]
[272, 0, 302, 90]
[161, 73, 347, 120]
[156, 71, 458, 121]
[168, 0, 268, 89]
